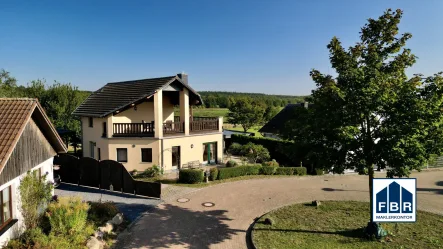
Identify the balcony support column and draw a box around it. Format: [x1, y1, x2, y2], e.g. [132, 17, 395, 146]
[180, 88, 190, 135]
[154, 90, 163, 138]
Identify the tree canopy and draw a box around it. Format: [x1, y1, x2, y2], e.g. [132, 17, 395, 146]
[227, 96, 266, 132]
[280, 9, 443, 227]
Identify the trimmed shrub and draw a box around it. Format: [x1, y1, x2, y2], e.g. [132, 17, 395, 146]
[209, 168, 218, 181]
[228, 142, 243, 155]
[241, 143, 270, 163]
[88, 202, 119, 226]
[275, 167, 295, 175]
[262, 159, 279, 167]
[225, 160, 238, 167]
[46, 197, 90, 236]
[218, 165, 261, 180]
[315, 168, 325, 175]
[179, 169, 204, 184]
[294, 167, 307, 176]
[260, 166, 276, 175]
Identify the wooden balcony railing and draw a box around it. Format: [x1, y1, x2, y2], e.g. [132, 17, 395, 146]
[163, 121, 184, 134]
[190, 119, 219, 132]
[113, 123, 154, 137]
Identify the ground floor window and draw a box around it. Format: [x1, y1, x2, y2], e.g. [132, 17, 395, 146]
[141, 148, 152, 162]
[117, 148, 128, 162]
[0, 186, 12, 228]
[203, 142, 217, 164]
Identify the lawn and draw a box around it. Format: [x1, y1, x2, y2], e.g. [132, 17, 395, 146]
[136, 174, 293, 188]
[174, 108, 230, 118]
[223, 124, 263, 137]
[253, 201, 443, 249]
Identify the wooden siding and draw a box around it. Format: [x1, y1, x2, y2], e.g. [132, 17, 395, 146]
[0, 119, 56, 185]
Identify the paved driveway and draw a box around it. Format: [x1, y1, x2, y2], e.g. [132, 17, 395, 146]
[55, 183, 161, 221]
[116, 170, 443, 249]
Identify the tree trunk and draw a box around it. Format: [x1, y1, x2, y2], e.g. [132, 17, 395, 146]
[368, 164, 374, 222]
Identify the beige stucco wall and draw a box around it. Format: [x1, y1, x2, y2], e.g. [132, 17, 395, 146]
[162, 132, 223, 171]
[107, 139, 160, 171]
[81, 116, 110, 160]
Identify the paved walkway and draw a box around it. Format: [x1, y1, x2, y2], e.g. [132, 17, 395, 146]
[116, 170, 443, 249]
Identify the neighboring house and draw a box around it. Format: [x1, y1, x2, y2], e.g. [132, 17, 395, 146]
[73, 73, 223, 172]
[259, 102, 310, 139]
[0, 98, 67, 246]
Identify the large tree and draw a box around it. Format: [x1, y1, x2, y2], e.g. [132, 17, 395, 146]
[282, 9, 443, 235]
[227, 96, 266, 132]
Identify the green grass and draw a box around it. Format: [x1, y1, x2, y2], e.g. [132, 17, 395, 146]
[136, 174, 292, 188]
[224, 125, 263, 137]
[174, 108, 229, 118]
[253, 201, 443, 249]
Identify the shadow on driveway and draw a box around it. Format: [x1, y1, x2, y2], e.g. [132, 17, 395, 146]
[116, 203, 243, 249]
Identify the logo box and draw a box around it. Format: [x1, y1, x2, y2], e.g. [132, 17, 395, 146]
[372, 178, 417, 222]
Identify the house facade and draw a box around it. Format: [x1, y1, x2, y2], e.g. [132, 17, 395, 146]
[0, 98, 67, 246]
[73, 74, 223, 172]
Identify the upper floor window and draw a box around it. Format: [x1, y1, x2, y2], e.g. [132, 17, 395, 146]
[88, 117, 93, 127]
[102, 122, 107, 137]
[0, 186, 12, 228]
[117, 148, 128, 163]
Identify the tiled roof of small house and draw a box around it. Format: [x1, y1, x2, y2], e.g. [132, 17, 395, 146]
[0, 98, 67, 172]
[72, 75, 203, 117]
[259, 103, 311, 134]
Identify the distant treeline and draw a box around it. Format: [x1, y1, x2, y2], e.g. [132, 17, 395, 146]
[199, 91, 308, 108]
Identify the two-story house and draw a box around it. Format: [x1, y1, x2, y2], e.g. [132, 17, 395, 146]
[73, 74, 223, 172]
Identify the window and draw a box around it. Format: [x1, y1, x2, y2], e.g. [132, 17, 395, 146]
[88, 117, 93, 127]
[98, 148, 101, 161]
[0, 186, 12, 228]
[117, 148, 128, 162]
[141, 148, 152, 162]
[102, 122, 107, 137]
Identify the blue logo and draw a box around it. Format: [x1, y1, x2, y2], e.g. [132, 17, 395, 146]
[372, 179, 416, 222]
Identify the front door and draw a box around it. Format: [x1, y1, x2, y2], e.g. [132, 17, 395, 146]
[203, 142, 217, 164]
[172, 146, 180, 170]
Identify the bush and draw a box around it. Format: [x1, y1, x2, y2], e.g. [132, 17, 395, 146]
[294, 167, 307, 176]
[260, 166, 276, 175]
[139, 165, 161, 178]
[88, 202, 119, 226]
[225, 160, 238, 167]
[228, 142, 243, 155]
[275, 167, 295, 175]
[209, 168, 218, 181]
[179, 169, 204, 184]
[19, 172, 53, 229]
[46, 197, 90, 236]
[218, 165, 261, 180]
[262, 159, 279, 167]
[241, 143, 271, 163]
[314, 168, 324, 175]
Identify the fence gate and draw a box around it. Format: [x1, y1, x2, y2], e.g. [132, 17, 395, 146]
[53, 154, 161, 198]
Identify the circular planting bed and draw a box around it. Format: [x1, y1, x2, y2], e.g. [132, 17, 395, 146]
[252, 201, 443, 249]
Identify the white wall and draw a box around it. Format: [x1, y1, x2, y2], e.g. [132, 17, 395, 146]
[0, 157, 54, 247]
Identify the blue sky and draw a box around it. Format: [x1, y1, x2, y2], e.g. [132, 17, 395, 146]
[1, 0, 442, 95]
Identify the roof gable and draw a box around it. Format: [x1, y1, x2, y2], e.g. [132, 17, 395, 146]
[72, 75, 203, 117]
[259, 103, 308, 134]
[0, 98, 67, 174]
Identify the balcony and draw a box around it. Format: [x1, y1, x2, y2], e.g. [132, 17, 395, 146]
[112, 117, 220, 137]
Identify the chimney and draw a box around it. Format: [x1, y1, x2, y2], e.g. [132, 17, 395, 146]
[177, 72, 188, 85]
[304, 102, 309, 109]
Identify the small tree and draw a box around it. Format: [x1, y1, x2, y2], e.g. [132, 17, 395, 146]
[227, 97, 266, 132]
[19, 172, 53, 229]
[242, 143, 270, 163]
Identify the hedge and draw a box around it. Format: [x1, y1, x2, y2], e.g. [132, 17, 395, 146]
[294, 167, 307, 176]
[218, 165, 261, 180]
[209, 168, 218, 181]
[226, 160, 238, 167]
[260, 166, 277, 175]
[231, 134, 304, 166]
[179, 169, 204, 183]
[275, 167, 294, 175]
